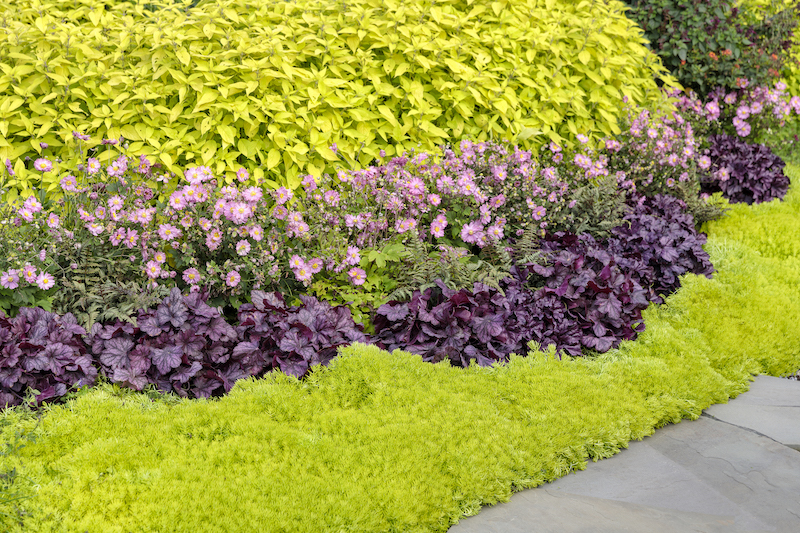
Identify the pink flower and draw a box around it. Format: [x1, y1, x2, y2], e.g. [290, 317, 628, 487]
[289, 255, 305, 270]
[249, 225, 264, 241]
[226, 202, 252, 224]
[236, 240, 251, 256]
[427, 193, 441, 206]
[153, 251, 167, 264]
[272, 205, 288, 220]
[274, 187, 293, 205]
[243, 187, 263, 203]
[145, 261, 162, 279]
[460, 221, 485, 244]
[17, 207, 34, 222]
[34, 158, 53, 172]
[86, 222, 104, 236]
[21, 265, 37, 284]
[301, 174, 317, 191]
[199, 218, 212, 231]
[46, 213, 60, 228]
[294, 266, 313, 283]
[348, 267, 367, 286]
[308, 258, 324, 274]
[395, 218, 417, 234]
[577, 134, 589, 144]
[236, 167, 250, 182]
[698, 156, 711, 170]
[225, 270, 241, 287]
[183, 268, 200, 284]
[124, 228, 139, 248]
[182, 185, 201, 204]
[531, 206, 546, 220]
[0, 270, 19, 289]
[169, 192, 187, 210]
[158, 224, 181, 241]
[108, 195, 124, 210]
[405, 177, 426, 196]
[35, 272, 55, 290]
[23, 197, 42, 213]
[486, 224, 504, 241]
[345, 246, 361, 266]
[60, 175, 78, 192]
[323, 190, 340, 207]
[87, 158, 101, 174]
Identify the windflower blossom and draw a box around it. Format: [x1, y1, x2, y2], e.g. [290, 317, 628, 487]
[35, 272, 55, 290]
[236, 240, 251, 256]
[34, 158, 53, 172]
[0, 270, 19, 289]
[348, 267, 366, 286]
[225, 270, 241, 287]
[183, 268, 201, 284]
[87, 158, 101, 174]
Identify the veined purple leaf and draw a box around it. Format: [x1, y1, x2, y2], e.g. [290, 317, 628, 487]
[151, 345, 183, 374]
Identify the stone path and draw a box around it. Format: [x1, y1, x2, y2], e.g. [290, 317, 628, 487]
[449, 375, 800, 533]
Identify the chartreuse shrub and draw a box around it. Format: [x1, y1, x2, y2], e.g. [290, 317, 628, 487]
[0, 0, 673, 198]
[1, 168, 799, 531]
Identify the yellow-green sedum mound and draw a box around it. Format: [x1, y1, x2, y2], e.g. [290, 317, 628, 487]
[1, 170, 799, 532]
[0, 0, 673, 195]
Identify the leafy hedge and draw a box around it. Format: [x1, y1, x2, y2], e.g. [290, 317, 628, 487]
[0, 0, 673, 197]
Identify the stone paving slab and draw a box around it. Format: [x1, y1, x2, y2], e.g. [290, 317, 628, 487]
[451, 489, 747, 533]
[449, 376, 800, 533]
[705, 376, 800, 446]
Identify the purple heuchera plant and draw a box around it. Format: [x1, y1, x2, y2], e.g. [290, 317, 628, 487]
[523, 232, 651, 355]
[0, 308, 96, 407]
[234, 291, 368, 378]
[608, 194, 715, 303]
[704, 134, 789, 204]
[89, 288, 240, 398]
[372, 279, 534, 367]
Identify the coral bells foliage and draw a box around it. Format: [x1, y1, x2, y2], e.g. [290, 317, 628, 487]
[372, 279, 535, 367]
[234, 291, 368, 378]
[89, 288, 240, 398]
[704, 134, 789, 204]
[607, 194, 715, 303]
[0, 308, 96, 407]
[523, 232, 651, 355]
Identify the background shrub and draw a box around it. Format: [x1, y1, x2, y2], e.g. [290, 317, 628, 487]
[0, 0, 673, 198]
[624, 0, 797, 97]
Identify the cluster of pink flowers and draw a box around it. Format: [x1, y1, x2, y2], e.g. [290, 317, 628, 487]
[673, 80, 799, 140]
[599, 106, 701, 195]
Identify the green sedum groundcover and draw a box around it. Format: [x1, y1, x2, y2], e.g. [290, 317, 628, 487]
[1, 169, 799, 532]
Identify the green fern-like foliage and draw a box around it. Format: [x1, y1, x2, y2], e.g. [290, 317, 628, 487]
[387, 231, 513, 301]
[553, 175, 630, 239]
[50, 249, 170, 330]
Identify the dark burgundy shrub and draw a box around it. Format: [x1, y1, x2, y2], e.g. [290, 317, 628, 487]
[705, 134, 789, 204]
[89, 288, 240, 398]
[372, 278, 536, 367]
[234, 290, 368, 378]
[0, 308, 96, 407]
[607, 194, 715, 304]
[521, 232, 652, 356]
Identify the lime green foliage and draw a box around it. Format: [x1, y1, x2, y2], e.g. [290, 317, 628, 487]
[0, 0, 673, 195]
[2, 174, 799, 530]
